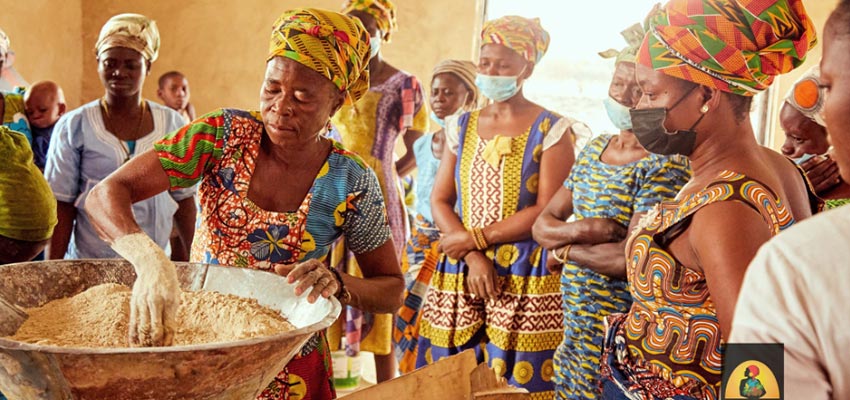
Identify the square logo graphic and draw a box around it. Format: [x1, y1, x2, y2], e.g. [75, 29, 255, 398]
[722, 343, 784, 400]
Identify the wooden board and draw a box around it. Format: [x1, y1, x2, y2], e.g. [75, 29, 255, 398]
[341, 350, 478, 400]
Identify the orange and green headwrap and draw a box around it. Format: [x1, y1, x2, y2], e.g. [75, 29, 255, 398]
[269, 8, 371, 105]
[638, 0, 817, 96]
[341, 0, 397, 42]
[481, 16, 550, 65]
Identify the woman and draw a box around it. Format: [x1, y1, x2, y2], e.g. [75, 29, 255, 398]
[597, 1, 817, 399]
[393, 59, 479, 374]
[44, 14, 196, 260]
[84, 8, 404, 400]
[532, 24, 691, 400]
[0, 125, 56, 264]
[416, 16, 581, 397]
[730, 3, 850, 398]
[328, 0, 429, 382]
[780, 66, 850, 208]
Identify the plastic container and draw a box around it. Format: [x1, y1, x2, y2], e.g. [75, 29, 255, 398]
[332, 350, 363, 390]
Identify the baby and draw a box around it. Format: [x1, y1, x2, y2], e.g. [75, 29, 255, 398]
[24, 80, 65, 169]
[157, 71, 195, 123]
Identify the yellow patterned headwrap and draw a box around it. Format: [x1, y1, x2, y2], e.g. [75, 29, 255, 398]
[481, 16, 550, 65]
[95, 13, 160, 62]
[269, 8, 371, 106]
[0, 127, 57, 242]
[341, 0, 397, 42]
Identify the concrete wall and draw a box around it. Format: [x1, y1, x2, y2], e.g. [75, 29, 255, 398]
[76, 0, 485, 116]
[1, 0, 84, 107]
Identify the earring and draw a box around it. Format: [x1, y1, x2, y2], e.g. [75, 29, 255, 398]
[700, 104, 710, 114]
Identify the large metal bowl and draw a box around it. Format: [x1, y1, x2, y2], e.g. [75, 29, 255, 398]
[0, 260, 341, 399]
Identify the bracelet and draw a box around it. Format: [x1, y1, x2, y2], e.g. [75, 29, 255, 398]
[470, 227, 489, 250]
[328, 266, 352, 304]
[552, 244, 572, 264]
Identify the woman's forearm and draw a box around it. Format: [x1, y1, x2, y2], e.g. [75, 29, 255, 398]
[432, 199, 465, 234]
[341, 274, 405, 313]
[533, 210, 583, 249]
[86, 180, 145, 242]
[47, 201, 76, 259]
[566, 242, 627, 279]
[86, 151, 174, 243]
[482, 205, 544, 245]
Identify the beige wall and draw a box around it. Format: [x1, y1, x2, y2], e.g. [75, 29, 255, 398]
[74, 0, 484, 116]
[0, 0, 84, 107]
[768, 0, 838, 150]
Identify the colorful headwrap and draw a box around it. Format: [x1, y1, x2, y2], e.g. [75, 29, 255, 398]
[0, 27, 9, 57]
[599, 23, 645, 65]
[0, 127, 57, 242]
[638, 0, 817, 96]
[341, 0, 397, 42]
[785, 64, 825, 126]
[95, 13, 160, 62]
[269, 8, 371, 106]
[481, 16, 550, 65]
[432, 60, 480, 109]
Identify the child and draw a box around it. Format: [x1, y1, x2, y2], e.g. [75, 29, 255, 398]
[156, 71, 194, 123]
[23, 80, 65, 170]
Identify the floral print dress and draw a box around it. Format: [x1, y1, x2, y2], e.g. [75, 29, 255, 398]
[154, 108, 392, 400]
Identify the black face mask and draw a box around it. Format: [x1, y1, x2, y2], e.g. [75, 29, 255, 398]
[630, 88, 706, 156]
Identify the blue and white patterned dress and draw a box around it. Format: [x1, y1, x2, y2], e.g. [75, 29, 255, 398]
[554, 134, 691, 399]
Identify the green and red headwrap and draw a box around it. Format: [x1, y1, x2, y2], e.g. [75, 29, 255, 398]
[638, 0, 817, 96]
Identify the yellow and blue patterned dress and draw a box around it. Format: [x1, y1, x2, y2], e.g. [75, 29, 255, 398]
[417, 110, 564, 399]
[555, 134, 690, 399]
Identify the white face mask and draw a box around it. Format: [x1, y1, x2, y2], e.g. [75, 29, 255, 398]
[369, 36, 381, 59]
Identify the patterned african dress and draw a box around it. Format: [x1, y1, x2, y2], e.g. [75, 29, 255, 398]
[416, 110, 568, 399]
[154, 108, 392, 400]
[393, 132, 443, 373]
[327, 70, 429, 356]
[599, 171, 798, 400]
[555, 135, 691, 400]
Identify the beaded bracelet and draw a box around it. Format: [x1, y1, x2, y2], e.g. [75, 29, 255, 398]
[470, 227, 489, 250]
[328, 266, 351, 304]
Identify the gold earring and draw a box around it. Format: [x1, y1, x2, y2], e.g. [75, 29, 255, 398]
[700, 104, 710, 114]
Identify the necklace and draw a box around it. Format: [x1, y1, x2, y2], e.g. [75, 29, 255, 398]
[100, 97, 146, 163]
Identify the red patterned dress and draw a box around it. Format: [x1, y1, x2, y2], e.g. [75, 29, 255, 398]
[154, 108, 392, 400]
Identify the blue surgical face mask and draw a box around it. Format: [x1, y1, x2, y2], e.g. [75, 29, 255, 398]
[603, 96, 633, 131]
[370, 36, 381, 59]
[475, 73, 522, 102]
[430, 103, 466, 129]
[430, 110, 447, 128]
